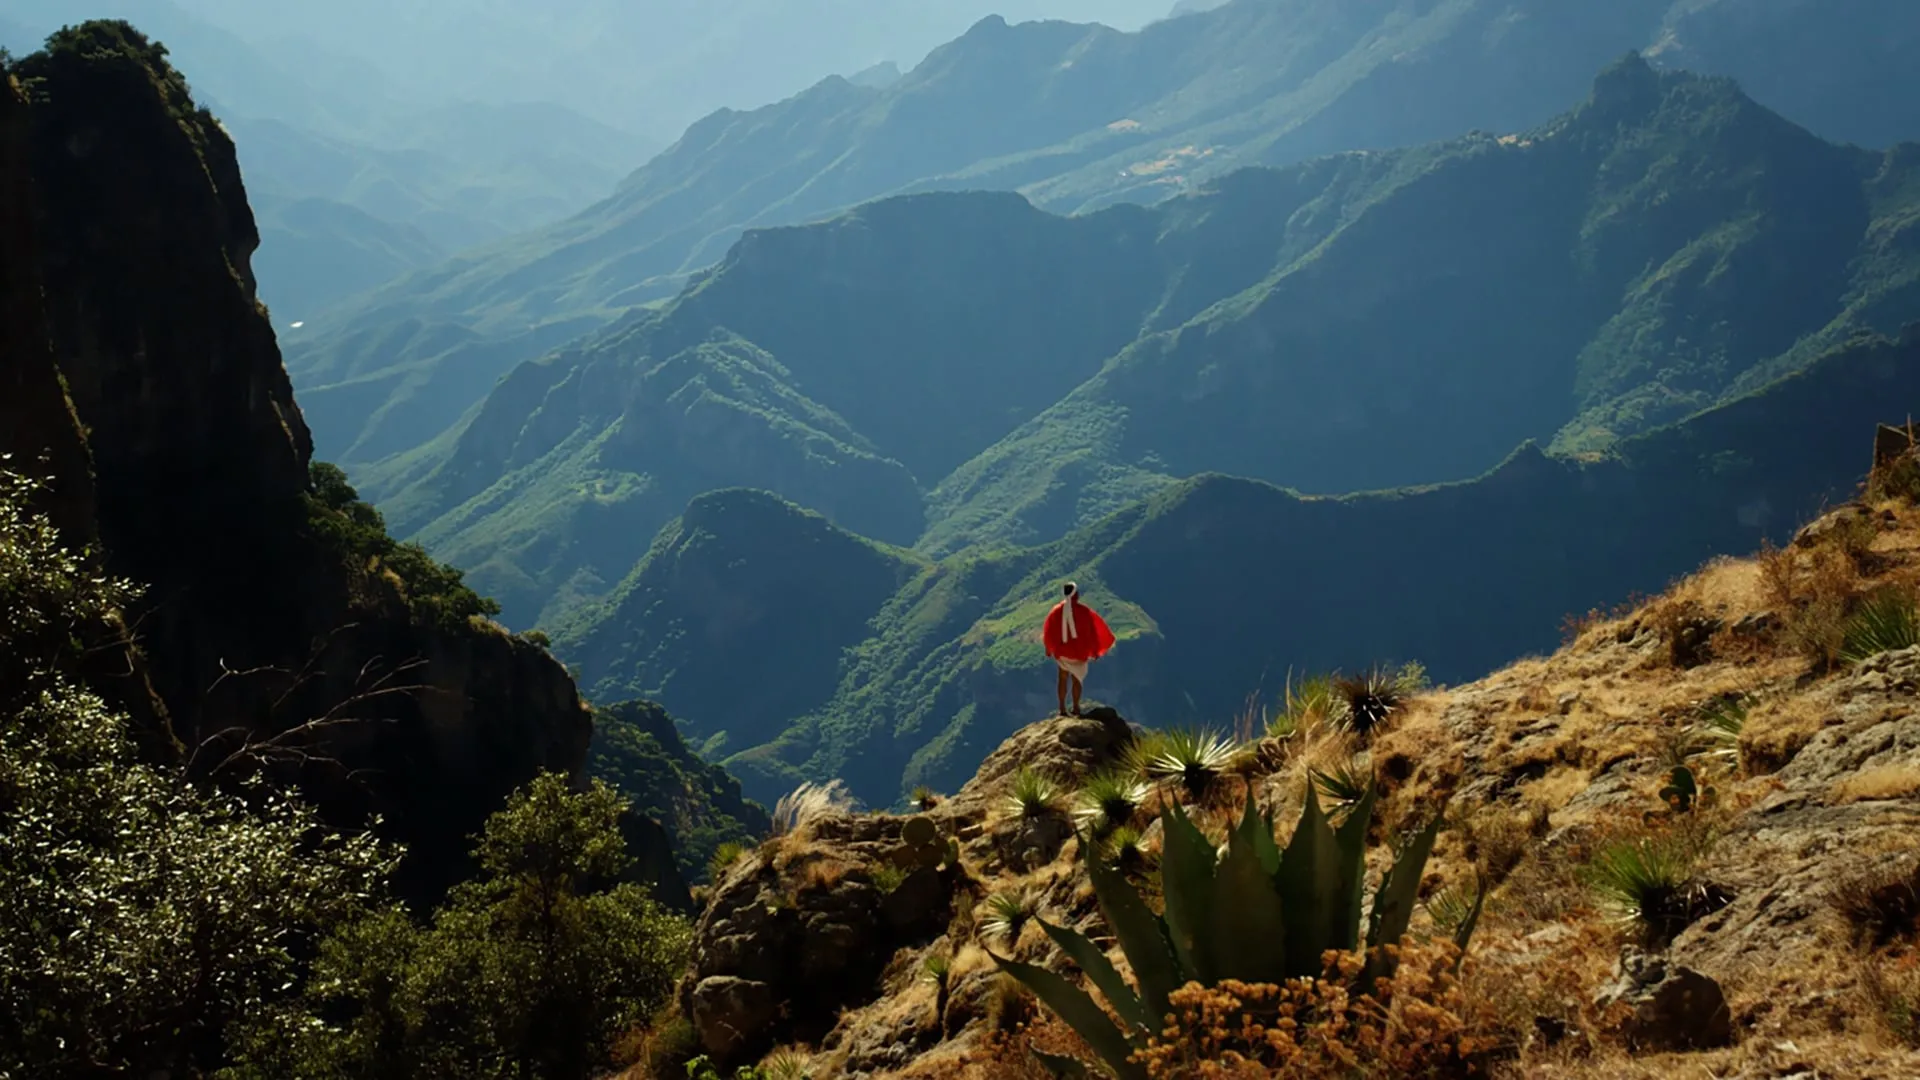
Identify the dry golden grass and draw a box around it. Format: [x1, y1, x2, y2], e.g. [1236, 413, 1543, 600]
[1833, 764, 1920, 804]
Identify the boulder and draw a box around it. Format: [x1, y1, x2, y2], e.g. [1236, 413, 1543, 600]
[690, 976, 779, 1060]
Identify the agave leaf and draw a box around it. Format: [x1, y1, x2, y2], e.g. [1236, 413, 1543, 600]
[1157, 804, 1219, 985]
[1331, 784, 1377, 951]
[1359, 813, 1443, 992]
[1031, 1050, 1096, 1079]
[1087, 846, 1181, 1024]
[1452, 874, 1489, 968]
[1037, 918, 1154, 1037]
[1210, 809, 1288, 983]
[1276, 785, 1345, 978]
[992, 954, 1148, 1080]
[1238, 791, 1281, 877]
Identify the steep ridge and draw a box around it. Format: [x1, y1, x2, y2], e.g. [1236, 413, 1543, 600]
[0, 24, 661, 903]
[389, 59, 1920, 625]
[554, 489, 929, 765]
[561, 327, 1920, 807]
[925, 57, 1920, 552]
[285, 0, 1920, 466]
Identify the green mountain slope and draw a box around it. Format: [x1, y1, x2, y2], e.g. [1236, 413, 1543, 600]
[557, 326, 1920, 807]
[587, 698, 771, 885]
[554, 489, 929, 790]
[284, 0, 1920, 466]
[380, 327, 926, 626]
[922, 57, 1920, 552]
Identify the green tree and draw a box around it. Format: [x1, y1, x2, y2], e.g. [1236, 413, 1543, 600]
[232, 773, 692, 1079]
[0, 467, 393, 1077]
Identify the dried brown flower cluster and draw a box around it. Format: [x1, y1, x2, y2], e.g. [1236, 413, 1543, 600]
[1133, 942, 1499, 1079]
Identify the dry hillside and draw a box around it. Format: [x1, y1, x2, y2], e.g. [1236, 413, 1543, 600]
[630, 427, 1920, 1080]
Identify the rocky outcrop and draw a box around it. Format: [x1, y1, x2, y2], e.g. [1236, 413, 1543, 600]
[1, 24, 593, 903]
[680, 811, 966, 1066]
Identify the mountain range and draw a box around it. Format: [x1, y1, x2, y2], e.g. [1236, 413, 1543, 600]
[353, 57, 1920, 638]
[284, 0, 1920, 469]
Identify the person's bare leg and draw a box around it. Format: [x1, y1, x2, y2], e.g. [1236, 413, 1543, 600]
[1057, 668, 1069, 716]
[1071, 675, 1083, 716]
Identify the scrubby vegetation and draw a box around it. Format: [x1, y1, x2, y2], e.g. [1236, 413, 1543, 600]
[588, 699, 770, 883]
[306, 460, 501, 631]
[0, 468, 692, 1078]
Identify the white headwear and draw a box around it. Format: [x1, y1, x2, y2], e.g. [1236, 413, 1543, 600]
[1061, 583, 1078, 642]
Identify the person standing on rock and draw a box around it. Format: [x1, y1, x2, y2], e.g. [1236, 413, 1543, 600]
[1044, 581, 1115, 717]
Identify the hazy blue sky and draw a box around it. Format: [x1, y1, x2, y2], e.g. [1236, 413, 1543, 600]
[14, 0, 1188, 140]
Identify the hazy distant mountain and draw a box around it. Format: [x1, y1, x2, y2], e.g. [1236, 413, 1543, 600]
[285, 0, 1920, 472]
[7, 0, 657, 320]
[159, 0, 1183, 141]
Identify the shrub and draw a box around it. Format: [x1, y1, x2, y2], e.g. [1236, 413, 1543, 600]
[225, 773, 692, 1080]
[1333, 666, 1413, 737]
[1271, 670, 1346, 737]
[992, 787, 1464, 1080]
[1582, 832, 1713, 944]
[0, 468, 392, 1078]
[303, 461, 500, 631]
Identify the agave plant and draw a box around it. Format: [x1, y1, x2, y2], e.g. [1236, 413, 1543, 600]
[1074, 771, 1149, 834]
[1143, 728, 1237, 803]
[992, 786, 1461, 1080]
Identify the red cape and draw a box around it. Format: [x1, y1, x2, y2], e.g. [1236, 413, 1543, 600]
[1043, 599, 1115, 663]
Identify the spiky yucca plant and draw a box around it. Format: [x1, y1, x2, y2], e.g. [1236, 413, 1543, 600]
[1583, 835, 1697, 940]
[1100, 825, 1150, 874]
[760, 1049, 812, 1080]
[992, 787, 1457, 1080]
[911, 784, 941, 811]
[1334, 666, 1409, 737]
[1143, 728, 1237, 803]
[981, 888, 1044, 947]
[1005, 766, 1067, 819]
[1272, 669, 1346, 737]
[1842, 588, 1920, 663]
[1309, 756, 1374, 809]
[1074, 771, 1149, 834]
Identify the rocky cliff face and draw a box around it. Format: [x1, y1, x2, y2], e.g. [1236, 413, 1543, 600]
[0, 24, 599, 902]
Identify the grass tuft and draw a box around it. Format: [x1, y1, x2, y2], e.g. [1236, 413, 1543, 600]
[773, 779, 856, 836]
[707, 840, 749, 882]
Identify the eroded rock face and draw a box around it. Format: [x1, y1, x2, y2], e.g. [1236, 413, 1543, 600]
[1, 27, 594, 904]
[680, 814, 962, 1066]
